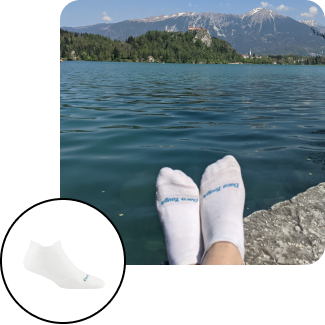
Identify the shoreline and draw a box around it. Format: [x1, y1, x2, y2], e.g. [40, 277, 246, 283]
[244, 182, 325, 265]
[60, 60, 325, 66]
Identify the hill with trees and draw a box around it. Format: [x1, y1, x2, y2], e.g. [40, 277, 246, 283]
[60, 29, 243, 63]
[60, 29, 325, 65]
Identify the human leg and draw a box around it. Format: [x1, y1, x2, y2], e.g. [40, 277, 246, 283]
[200, 155, 245, 265]
[201, 242, 243, 265]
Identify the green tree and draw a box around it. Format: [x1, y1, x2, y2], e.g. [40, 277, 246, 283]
[152, 49, 158, 59]
[80, 51, 88, 60]
[113, 47, 120, 61]
[286, 57, 294, 65]
[98, 52, 104, 61]
[195, 39, 202, 48]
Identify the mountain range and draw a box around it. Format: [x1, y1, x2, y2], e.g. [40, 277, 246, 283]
[62, 8, 325, 56]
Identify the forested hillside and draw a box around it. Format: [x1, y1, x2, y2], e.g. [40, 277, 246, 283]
[60, 29, 243, 63]
[60, 29, 124, 61]
[124, 30, 242, 63]
[60, 29, 325, 65]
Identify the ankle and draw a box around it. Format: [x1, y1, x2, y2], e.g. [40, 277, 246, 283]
[202, 241, 243, 265]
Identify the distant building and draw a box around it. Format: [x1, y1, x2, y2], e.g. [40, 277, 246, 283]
[242, 52, 262, 59]
[70, 51, 79, 60]
[147, 55, 154, 63]
[188, 26, 206, 30]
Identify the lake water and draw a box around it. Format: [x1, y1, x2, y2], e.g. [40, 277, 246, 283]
[61, 62, 325, 264]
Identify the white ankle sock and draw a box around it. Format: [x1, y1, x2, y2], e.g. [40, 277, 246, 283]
[156, 167, 203, 265]
[200, 155, 245, 262]
[23, 241, 105, 289]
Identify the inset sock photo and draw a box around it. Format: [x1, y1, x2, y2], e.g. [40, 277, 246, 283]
[0, 198, 125, 324]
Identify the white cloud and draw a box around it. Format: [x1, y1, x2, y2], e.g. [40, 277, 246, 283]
[300, 6, 318, 18]
[261, 2, 273, 8]
[189, 3, 192, 7]
[102, 11, 112, 21]
[276, 4, 289, 11]
[310, 6, 318, 15]
[226, 3, 230, 6]
[275, 4, 295, 11]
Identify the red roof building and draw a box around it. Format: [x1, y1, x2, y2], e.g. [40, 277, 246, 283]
[188, 26, 205, 30]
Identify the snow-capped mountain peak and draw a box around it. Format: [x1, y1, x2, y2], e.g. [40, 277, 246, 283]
[242, 7, 282, 19]
[299, 19, 325, 33]
[299, 19, 319, 27]
[248, 8, 263, 15]
[130, 12, 197, 23]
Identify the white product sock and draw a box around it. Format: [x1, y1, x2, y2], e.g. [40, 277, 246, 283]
[200, 155, 245, 262]
[156, 167, 203, 265]
[23, 241, 105, 289]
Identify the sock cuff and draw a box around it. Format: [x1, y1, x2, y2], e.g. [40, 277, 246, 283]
[29, 240, 62, 252]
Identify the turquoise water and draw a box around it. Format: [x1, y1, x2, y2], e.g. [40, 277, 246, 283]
[61, 62, 325, 264]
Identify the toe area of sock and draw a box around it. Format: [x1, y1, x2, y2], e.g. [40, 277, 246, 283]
[87, 276, 105, 289]
[157, 167, 173, 178]
[156, 167, 197, 189]
[201, 155, 241, 184]
[156, 167, 173, 187]
[217, 155, 240, 169]
[95, 278, 105, 289]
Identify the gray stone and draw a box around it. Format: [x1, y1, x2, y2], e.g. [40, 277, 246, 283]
[190, 29, 212, 47]
[295, 226, 301, 232]
[244, 182, 325, 265]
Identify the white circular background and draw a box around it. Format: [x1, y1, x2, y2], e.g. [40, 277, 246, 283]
[1, 199, 125, 323]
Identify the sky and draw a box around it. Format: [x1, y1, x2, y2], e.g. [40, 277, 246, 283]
[60, 0, 325, 27]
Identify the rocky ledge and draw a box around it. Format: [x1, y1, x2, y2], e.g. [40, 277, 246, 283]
[244, 182, 325, 265]
[190, 29, 212, 47]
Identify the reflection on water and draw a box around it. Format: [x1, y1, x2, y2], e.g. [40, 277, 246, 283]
[61, 62, 325, 264]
